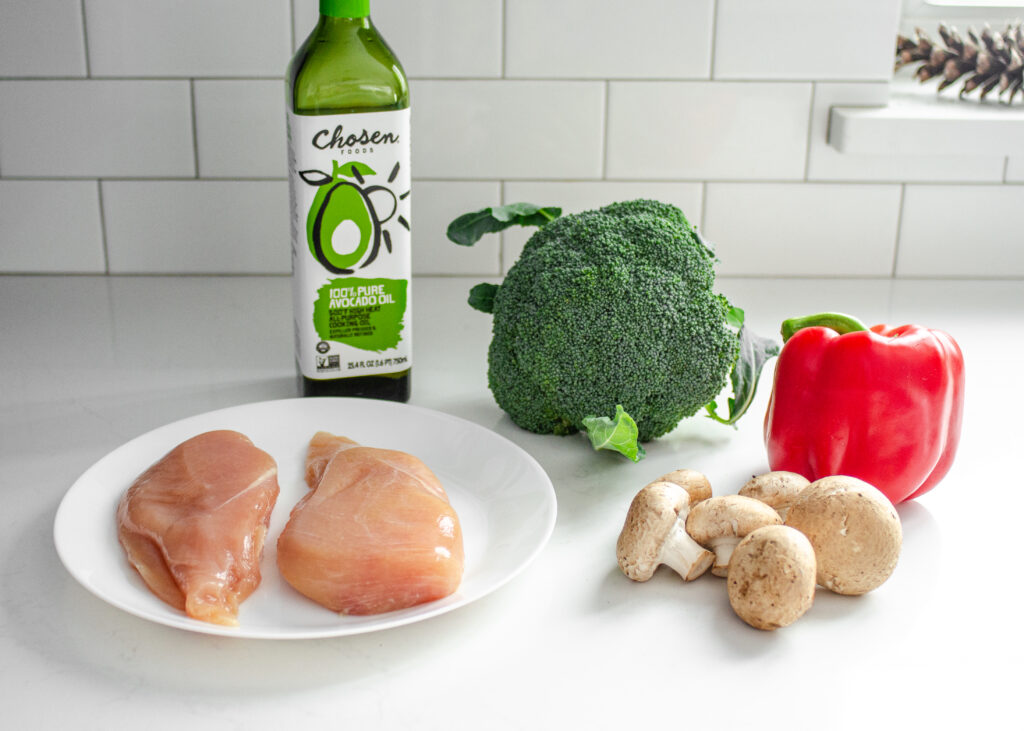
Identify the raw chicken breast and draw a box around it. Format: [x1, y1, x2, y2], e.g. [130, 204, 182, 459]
[277, 431, 464, 615]
[116, 430, 280, 626]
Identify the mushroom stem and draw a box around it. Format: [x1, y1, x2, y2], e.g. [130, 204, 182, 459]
[658, 519, 714, 581]
[707, 537, 741, 577]
[686, 495, 784, 578]
[616, 477, 714, 582]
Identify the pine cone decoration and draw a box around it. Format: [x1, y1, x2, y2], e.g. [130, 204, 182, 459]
[896, 23, 1024, 103]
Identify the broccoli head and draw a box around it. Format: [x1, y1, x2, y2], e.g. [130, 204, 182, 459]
[476, 199, 740, 443]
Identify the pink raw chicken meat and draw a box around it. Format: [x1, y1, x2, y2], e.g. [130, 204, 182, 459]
[277, 431, 464, 615]
[116, 430, 280, 626]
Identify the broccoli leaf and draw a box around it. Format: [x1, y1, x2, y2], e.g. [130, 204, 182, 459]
[705, 323, 781, 426]
[581, 405, 646, 462]
[725, 305, 745, 329]
[446, 203, 562, 246]
[468, 282, 500, 313]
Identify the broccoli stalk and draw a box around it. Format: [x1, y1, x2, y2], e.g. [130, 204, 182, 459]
[447, 200, 779, 462]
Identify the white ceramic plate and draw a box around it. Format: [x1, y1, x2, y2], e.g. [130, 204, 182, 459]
[54, 398, 556, 639]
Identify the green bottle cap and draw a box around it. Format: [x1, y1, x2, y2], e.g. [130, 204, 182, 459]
[320, 0, 369, 18]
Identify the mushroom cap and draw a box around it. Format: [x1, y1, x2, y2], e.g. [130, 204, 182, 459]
[616, 481, 694, 581]
[685, 494, 782, 546]
[727, 525, 816, 630]
[654, 469, 712, 505]
[784, 475, 902, 595]
[738, 471, 810, 514]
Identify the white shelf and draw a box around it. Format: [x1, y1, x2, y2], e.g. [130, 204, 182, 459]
[829, 80, 1024, 156]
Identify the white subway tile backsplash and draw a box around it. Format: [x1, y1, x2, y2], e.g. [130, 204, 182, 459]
[85, 0, 291, 77]
[0, 0, 1020, 280]
[505, 0, 713, 79]
[293, 0, 503, 78]
[499, 181, 704, 271]
[606, 82, 812, 180]
[713, 0, 901, 81]
[411, 181, 502, 275]
[807, 83, 1006, 183]
[0, 181, 104, 272]
[375, 0, 502, 79]
[103, 181, 290, 274]
[703, 183, 901, 276]
[411, 80, 605, 179]
[0, 81, 194, 178]
[897, 185, 1024, 277]
[194, 80, 287, 179]
[0, 0, 87, 77]
[292, 0, 319, 49]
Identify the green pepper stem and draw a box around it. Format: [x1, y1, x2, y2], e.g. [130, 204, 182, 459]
[781, 312, 869, 342]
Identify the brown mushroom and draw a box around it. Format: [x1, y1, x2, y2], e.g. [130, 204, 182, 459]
[727, 525, 817, 630]
[654, 469, 713, 504]
[738, 471, 810, 520]
[784, 475, 902, 595]
[686, 495, 782, 577]
[616, 472, 714, 582]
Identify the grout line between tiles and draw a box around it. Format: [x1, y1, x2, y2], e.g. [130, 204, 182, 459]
[699, 181, 709, 231]
[412, 178, 1023, 186]
[0, 74, 901, 84]
[498, 179, 507, 273]
[601, 81, 610, 180]
[3, 175, 1021, 185]
[803, 83, 817, 181]
[3, 271, 1021, 281]
[96, 180, 110, 274]
[79, 0, 92, 77]
[0, 176, 289, 183]
[0, 271, 294, 279]
[0, 75, 285, 83]
[708, 0, 720, 79]
[501, 0, 508, 79]
[892, 183, 906, 277]
[289, 0, 297, 54]
[189, 80, 200, 178]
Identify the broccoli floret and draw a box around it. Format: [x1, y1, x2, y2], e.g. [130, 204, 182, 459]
[483, 199, 739, 443]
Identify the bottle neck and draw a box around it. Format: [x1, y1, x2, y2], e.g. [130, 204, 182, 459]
[320, 0, 369, 18]
[315, 14, 372, 37]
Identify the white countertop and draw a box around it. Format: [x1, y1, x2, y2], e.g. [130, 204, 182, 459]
[2, 274, 1022, 730]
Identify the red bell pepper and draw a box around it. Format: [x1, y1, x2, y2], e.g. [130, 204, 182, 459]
[764, 312, 965, 504]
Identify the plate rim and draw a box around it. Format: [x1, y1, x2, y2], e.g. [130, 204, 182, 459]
[53, 397, 557, 640]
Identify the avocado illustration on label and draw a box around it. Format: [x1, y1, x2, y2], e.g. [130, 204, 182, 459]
[299, 160, 409, 275]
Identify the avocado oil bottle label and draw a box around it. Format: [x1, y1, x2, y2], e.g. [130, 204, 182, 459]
[288, 109, 411, 385]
